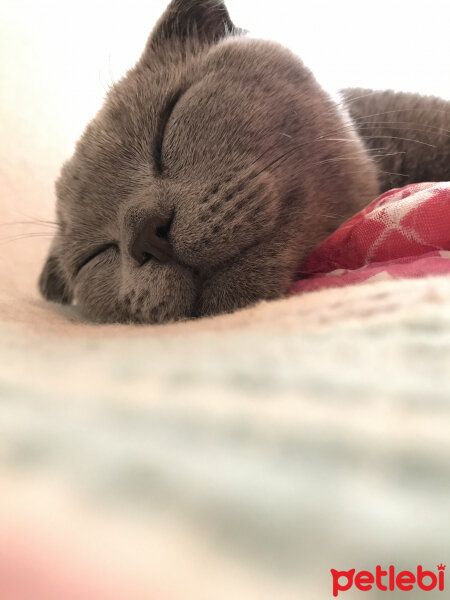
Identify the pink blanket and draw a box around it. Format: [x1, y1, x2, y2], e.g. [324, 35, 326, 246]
[290, 182, 450, 294]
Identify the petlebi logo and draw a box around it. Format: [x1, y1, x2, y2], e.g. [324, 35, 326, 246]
[330, 564, 446, 596]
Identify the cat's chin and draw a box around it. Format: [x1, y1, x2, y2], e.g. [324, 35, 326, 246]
[75, 300, 195, 325]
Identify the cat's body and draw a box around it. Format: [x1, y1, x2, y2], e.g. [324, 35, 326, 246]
[342, 88, 450, 192]
[39, 0, 450, 324]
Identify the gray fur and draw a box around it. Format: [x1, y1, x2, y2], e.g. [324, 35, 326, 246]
[340, 88, 450, 191]
[39, 0, 450, 324]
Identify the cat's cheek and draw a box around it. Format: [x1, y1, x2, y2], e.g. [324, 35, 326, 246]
[197, 235, 298, 317]
[74, 261, 197, 324]
[172, 174, 281, 270]
[72, 261, 121, 323]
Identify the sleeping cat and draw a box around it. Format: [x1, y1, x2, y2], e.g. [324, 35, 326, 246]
[39, 0, 450, 324]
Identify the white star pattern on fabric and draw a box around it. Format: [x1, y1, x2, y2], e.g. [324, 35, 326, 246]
[365, 187, 444, 262]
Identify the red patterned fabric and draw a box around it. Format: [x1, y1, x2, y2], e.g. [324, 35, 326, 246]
[290, 182, 450, 294]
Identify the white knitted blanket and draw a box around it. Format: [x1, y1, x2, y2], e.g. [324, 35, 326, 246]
[1, 259, 450, 598]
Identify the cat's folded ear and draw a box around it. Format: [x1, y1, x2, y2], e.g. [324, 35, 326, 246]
[144, 0, 241, 59]
[38, 248, 73, 305]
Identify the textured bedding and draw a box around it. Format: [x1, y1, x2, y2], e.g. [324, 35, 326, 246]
[2, 277, 450, 600]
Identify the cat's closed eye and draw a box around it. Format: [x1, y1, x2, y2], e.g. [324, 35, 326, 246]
[76, 243, 118, 275]
[153, 89, 185, 176]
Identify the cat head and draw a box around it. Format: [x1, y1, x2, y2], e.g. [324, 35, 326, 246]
[39, 0, 378, 323]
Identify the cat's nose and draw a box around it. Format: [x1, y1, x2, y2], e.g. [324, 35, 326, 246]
[130, 215, 173, 265]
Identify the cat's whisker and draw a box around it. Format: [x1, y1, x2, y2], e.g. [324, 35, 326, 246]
[246, 112, 445, 181]
[342, 168, 409, 179]
[246, 144, 289, 173]
[367, 151, 407, 158]
[250, 144, 307, 179]
[334, 93, 450, 118]
[247, 135, 408, 185]
[0, 219, 58, 229]
[243, 134, 321, 180]
[356, 134, 436, 148]
[314, 119, 440, 148]
[311, 115, 449, 143]
[319, 137, 369, 143]
[310, 139, 397, 156]
[0, 232, 56, 245]
[306, 151, 399, 169]
[349, 121, 450, 140]
[377, 170, 409, 179]
[351, 108, 450, 126]
[317, 90, 393, 119]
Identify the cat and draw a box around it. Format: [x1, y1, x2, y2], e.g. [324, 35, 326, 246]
[39, 0, 450, 324]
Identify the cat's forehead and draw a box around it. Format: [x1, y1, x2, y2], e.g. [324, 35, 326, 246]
[115, 37, 308, 106]
[55, 37, 314, 236]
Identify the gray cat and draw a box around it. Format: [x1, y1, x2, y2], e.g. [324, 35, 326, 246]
[39, 0, 450, 324]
